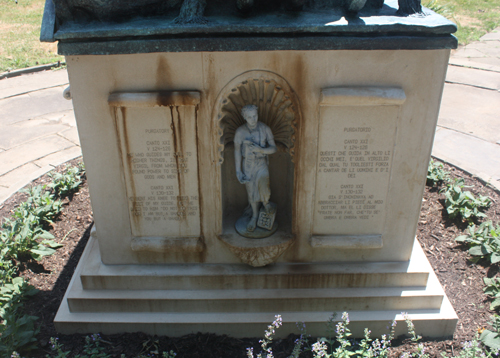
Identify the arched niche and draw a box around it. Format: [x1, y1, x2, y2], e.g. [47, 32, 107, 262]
[213, 71, 301, 264]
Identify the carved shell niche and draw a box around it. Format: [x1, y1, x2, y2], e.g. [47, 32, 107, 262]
[215, 72, 300, 164]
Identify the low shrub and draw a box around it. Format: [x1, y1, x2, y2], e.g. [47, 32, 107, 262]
[455, 221, 500, 265]
[427, 159, 449, 186]
[442, 178, 491, 222]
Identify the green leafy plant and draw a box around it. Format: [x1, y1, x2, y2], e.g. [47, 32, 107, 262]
[0, 277, 39, 355]
[0, 277, 38, 314]
[289, 322, 308, 358]
[247, 315, 283, 358]
[480, 315, 500, 350]
[15, 185, 62, 225]
[483, 277, 500, 311]
[0, 164, 85, 357]
[134, 338, 177, 358]
[47, 334, 109, 358]
[77, 334, 109, 358]
[49, 165, 84, 197]
[455, 221, 500, 264]
[0, 184, 63, 263]
[47, 337, 71, 358]
[401, 314, 429, 358]
[248, 312, 397, 358]
[442, 336, 499, 358]
[311, 312, 358, 358]
[47, 334, 177, 358]
[1, 217, 61, 262]
[442, 178, 491, 222]
[0, 251, 17, 286]
[427, 159, 449, 186]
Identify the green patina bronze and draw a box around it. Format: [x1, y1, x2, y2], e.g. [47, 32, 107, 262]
[41, 0, 457, 54]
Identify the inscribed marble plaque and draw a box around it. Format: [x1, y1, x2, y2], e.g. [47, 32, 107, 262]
[114, 98, 200, 238]
[313, 105, 399, 236]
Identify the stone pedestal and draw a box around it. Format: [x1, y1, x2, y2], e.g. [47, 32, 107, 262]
[55, 229, 456, 337]
[41, 0, 458, 337]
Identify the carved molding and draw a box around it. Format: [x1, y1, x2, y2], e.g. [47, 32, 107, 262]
[310, 235, 383, 249]
[214, 70, 301, 164]
[131, 237, 205, 252]
[218, 232, 295, 267]
[320, 87, 406, 107]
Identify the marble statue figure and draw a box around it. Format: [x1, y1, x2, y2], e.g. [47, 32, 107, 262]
[234, 105, 278, 237]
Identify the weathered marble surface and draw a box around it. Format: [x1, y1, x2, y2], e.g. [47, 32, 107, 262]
[65, 48, 451, 265]
[234, 105, 278, 236]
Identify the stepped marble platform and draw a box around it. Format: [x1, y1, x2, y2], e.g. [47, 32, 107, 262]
[55, 230, 457, 337]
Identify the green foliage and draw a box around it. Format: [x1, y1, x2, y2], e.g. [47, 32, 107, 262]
[15, 185, 62, 225]
[248, 313, 500, 358]
[0, 312, 39, 354]
[0, 277, 39, 355]
[427, 159, 449, 186]
[134, 338, 177, 358]
[248, 313, 397, 358]
[483, 277, 500, 311]
[428, 0, 500, 45]
[47, 334, 109, 358]
[76, 334, 109, 358]
[0, 183, 66, 355]
[480, 315, 500, 351]
[1, 217, 61, 263]
[455, 221, 500, 264]
[47, 334, 177, 358]
[0, 163, 85, 356]
[49, 165, 84, 197]
[442, 178, 491, 222]
[0, 185, 62, 263]
[442, 336, 499, 358]
[289, 323, 307, 358]
[0, 0, 64, 72]
[0, 277, 38, 315]
[247, 315, 283, 358]
[422, 0, 452, 18]
[47, 337, 71, 358]
[401, 314, 429, 358]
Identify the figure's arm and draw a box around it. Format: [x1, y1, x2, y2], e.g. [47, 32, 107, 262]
[234, 131, 245, 183]
[251, 126, 277, 155]
[262, 136, 277, 155]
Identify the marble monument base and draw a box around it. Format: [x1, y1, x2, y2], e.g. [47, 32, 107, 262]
[54, 229, 457, 338]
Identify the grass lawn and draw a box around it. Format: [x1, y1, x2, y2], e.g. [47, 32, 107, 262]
[426, 0, 500, 44]
[0, 0, 63, 72]
[0, 0, 499, 73]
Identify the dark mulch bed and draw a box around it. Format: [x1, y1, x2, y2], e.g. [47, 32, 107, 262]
[1, 158, 499, 357]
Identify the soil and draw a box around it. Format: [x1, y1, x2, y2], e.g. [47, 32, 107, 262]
[1, 158, 499, 358]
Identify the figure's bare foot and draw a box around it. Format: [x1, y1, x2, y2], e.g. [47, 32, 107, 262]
[264, 202, 276, 215]
[247, 216, 257, 232]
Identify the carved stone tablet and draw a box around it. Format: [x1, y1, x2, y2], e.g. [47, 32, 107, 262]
[313, 87, 405, 240]
[110, 92, 201, 239]
[257, 202, 277, 230]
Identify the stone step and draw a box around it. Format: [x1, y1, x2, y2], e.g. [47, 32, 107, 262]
[67, 286, 444, 313]
[81, 239, 430, 290]
[55, 306, 457, 338]
[55, 234, 457, 337]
